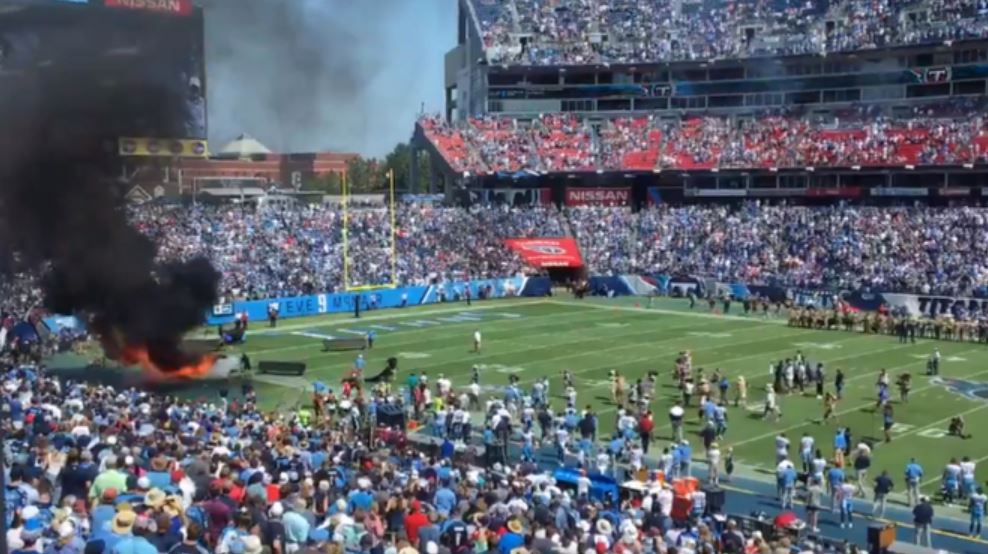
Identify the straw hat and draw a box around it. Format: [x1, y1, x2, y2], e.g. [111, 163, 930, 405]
[144, 488, 166, 509]
[112, 510, 136, 534]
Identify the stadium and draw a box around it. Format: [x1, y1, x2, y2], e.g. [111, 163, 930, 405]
[4, 0, 988, 553]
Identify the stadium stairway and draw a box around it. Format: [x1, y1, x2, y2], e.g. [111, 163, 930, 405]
[561, 208, 591, 271]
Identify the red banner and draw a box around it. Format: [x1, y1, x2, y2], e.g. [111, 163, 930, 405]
[565, 187, 630, 207]
[504, 238, 584, 268]
[105, 0, 193, 15]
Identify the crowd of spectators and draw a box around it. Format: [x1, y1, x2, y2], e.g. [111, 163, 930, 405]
[133, 201, 988, 298]
[421, 109, 988, 174]
[131, 203, 566, 300]
[1, 350, 873, 554]
[570, 203, 988, 296]
[420, 116, 595, 175]
[0, 275, 43, 321]
[471, 0, 988, 66]
[2, 200, 988, 311]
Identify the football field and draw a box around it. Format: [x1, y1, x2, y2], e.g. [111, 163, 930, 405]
[232, 296, 988, 498]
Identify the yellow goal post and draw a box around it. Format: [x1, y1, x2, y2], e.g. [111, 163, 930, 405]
[342, 170, 398, 292]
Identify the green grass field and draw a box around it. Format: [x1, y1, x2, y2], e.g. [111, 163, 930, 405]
[224, 296, 988, 497]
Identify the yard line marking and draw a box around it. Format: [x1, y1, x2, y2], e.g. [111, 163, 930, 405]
[727, 348, 987, 448]
[243, 297, 543, 335]
[920, 450, 988, 489]
[294, 317, 772, 389]
[549, 299, 791, 326]
[574, 330, 884, 400]
[506, 325, 816, 389]
[245, 304, 624, 356]
[878, 402, 988, 446]
[601, 338, 925, 424]
[295, 301, 797, 379]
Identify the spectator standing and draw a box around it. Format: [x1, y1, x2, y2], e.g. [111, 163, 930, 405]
[913, 496, 935, 548]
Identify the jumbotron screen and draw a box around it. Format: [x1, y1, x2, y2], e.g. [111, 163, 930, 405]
[0, 0, 206, 141]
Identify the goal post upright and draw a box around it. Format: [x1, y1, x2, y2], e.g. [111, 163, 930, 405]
[341, 169, 399, 293]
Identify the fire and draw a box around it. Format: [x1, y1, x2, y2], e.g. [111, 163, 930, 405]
[120, 344, 216, 381]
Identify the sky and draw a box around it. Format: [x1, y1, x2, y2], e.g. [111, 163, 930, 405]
[203, 0, 457, 158]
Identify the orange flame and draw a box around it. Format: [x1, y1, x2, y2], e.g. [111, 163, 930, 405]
[120, 344, 216, 381]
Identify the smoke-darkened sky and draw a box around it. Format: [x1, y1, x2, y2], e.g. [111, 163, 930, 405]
[203, 0, 456, 157]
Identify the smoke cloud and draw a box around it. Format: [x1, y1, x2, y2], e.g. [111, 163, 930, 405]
[202, 0, 453, 157]
[0, 25, 219, 371]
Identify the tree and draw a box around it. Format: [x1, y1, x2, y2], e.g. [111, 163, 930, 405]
[345, 157, 385, 192]
[299, 171, 343, 194]
[324, 171, 342, 194]
[382, 142, 431, 192]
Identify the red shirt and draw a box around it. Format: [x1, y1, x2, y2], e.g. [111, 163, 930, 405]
[265, 483, 281, 503]
[404, 511, 428, 543]
[639, 416, 654, 434]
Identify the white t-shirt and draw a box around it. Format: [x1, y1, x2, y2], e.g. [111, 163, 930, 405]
[775, 435, 790, 456]
[961, 461, 976, 479]
[474, 331, 482, 343]
[660, 452, 674, 474]
[629, 446, 644, 470]
[577, 476, 591, 496]
[657, 489, 674, 516]
[800, 436, 815, 454]
[555, 427, 569, 447]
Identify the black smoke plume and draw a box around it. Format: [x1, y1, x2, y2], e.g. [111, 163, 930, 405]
[0, 29, 219, 372]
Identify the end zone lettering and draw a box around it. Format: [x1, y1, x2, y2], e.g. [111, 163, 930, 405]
[565, 187, 630, 207]
[104, 0, 192, 15]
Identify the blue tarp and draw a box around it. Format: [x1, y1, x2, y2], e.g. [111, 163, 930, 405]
[553, 467, 619, 502]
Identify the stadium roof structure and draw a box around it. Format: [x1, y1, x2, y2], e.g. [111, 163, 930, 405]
[217, 133, 272, 158]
